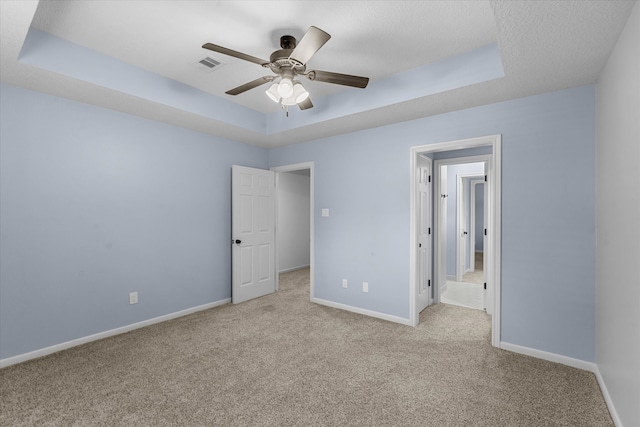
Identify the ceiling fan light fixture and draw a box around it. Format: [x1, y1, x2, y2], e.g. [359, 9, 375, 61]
[265, 83, 281, 103]
[293, 82, 309, 103]
[203, 25, 370, 115]
[277, 77, 294, 98]
[281, 95, 298, 106]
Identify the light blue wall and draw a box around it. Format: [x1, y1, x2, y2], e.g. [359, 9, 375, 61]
[20, 28, 266, 133]
[270, 85, 596, 361]
[1, 82, 597, 363]
[432, 146, 492, 160]
[0, 84, 268, 359]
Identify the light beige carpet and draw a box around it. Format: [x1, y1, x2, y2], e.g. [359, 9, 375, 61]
[0, 268, 613, 426]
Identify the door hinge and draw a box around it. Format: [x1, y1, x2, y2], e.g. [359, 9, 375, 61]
[428, 175, 431, 183]
[484, 228, 487, 236]
[428, 279, 431, 287]
[484, 282, 487, 290]
[428, 227, 431, 235]
[484, 175, 487, 182]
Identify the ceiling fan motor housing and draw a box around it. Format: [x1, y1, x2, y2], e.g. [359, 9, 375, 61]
[269, 49, 306, 75]
[280, 35, 297, 49]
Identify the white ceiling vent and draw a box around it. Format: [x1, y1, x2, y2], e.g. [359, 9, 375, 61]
[194, 56, 224, 73]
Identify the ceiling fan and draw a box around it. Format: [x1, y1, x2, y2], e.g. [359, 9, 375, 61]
[202, 26, 369, 114]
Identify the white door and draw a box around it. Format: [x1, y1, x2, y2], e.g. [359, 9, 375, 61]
[483, 168, 491, 314]
[231, 165, 275, 304]
[417, 156, 432, 312]
[437, 165, 448, 301]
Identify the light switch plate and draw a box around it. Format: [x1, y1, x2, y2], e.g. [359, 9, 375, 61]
[321, 208, 329, 217]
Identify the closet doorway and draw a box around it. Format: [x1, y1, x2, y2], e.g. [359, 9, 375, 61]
[271, 162, 314, 299]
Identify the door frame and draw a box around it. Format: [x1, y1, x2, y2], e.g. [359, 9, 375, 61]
[469, 178, 485, 273]
[409, 134, 501, 347]
[271, 162, 315, 300]
[456, 172, 485, 282]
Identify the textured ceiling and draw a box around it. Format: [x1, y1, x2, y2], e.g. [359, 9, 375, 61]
[0, 1, 636, 148]
[28, 0, 499, 114]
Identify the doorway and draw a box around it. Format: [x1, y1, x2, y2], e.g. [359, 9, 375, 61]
[271, 162, 314, 299]
[441, 166, 486, 311]
[465, 179, 486, 284]
[409, 135, 501, 347]
[456, 170, 485, 283]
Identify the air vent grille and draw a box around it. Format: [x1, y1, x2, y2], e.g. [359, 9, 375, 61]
[193, 56, 225, 73]
[199, 57, 221, 69]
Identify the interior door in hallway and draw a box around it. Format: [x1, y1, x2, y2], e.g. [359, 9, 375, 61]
[231, 165, 275, 303]
[437, 165, 448, 299]
[417, 155, 433, 312]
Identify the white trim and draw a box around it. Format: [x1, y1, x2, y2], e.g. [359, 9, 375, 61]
[491, 135, 502, 332]
[271, 162, 315, 300]
[312, 297, 413, 326]
[500, 341, 597, 372]
[594, 366, 624, 427]
[0, 298, 230, 369]
[410, 134, 501, 347]
[278, 264, 311, 274]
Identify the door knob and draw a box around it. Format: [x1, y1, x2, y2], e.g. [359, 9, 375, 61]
[233, 239, 241, 245]
[463, 231, 468, 235]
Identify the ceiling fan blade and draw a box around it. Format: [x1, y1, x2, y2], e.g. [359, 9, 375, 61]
[225, 76, 275, 95]
[288, 26, 331, 66]
[202, 43, 269, 66]
[298, 97, 313, 110]
[307, 70, 369, 88]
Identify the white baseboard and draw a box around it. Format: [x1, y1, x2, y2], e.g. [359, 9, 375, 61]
[0, 298, 230, 369]
[278, 264, 310, 274]
[594, 366, 623, 427]
[311, 297, 412, 326]
[447, 275, 456, 281]
[500, 341, 597, 372]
